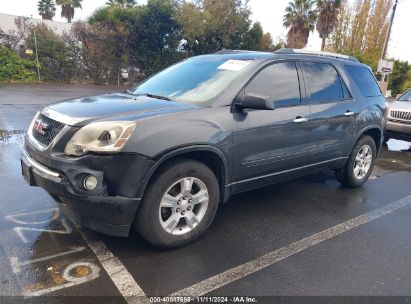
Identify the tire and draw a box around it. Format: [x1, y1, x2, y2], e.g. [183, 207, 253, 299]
[134, 158, 220, 249]
[335, 135, 377, 188]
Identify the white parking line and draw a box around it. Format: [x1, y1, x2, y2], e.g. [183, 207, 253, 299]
[80, 229, 149, 304]
[171, 194, 411, 298]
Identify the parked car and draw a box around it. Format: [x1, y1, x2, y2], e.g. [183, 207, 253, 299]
[21, 49, 386, 248]
[385, 88, 411, 142]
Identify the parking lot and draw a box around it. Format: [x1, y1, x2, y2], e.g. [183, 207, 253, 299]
[1, 84, 411, 303]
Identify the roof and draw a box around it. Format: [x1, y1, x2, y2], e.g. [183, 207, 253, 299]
[275, 48, 360, 62]
[213, 48, 361, 63]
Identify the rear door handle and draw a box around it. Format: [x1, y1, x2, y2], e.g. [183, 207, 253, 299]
[293, 117, 309, 123]
[344, 111, 355, 116]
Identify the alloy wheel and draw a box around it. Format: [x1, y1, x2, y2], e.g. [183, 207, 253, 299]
[353, 144, 373, 180]
[159, 177, 209, 235]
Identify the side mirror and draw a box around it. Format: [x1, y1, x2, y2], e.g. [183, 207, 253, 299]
[237, 93, 275, 110]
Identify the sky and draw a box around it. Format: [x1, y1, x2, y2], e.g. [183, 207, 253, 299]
[0, 0, 410, 62]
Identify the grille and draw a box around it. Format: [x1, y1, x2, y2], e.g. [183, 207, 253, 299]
[32, 114, 65, 147]
[390, 110, 411, 121]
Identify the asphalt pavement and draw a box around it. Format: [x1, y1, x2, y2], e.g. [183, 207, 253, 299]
[0, 84, 410, 304]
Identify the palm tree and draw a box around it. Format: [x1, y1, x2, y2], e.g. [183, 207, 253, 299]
[316, 0, 341, 51]
[106, 0, 137, 8]
[38, 0, 56, 20]
[283, 0, 317, 49]
[55, 0, 82, 23]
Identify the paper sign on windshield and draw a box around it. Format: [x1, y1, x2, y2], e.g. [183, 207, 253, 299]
[218, 60, 250, 71]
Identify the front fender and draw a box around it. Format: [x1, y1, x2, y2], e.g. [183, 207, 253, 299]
[135, 145, 230, 199]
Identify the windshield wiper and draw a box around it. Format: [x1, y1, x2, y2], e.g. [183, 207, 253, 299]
[143, 93, 173, 101]
[124, 91, 173, 101]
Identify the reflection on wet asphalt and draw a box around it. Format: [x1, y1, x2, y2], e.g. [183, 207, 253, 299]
[0, 102, 411, 301]
[387, 138, 411, 152]
[0, 130, 25, 146]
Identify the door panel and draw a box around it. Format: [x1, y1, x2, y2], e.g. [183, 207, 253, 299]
[232, 61, 313, 191]
[307, 101, 358, 160]
[300, 61, 358, 161]
[233, 105, 312, 181]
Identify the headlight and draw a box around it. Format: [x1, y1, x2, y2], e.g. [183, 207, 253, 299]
[64, 121, 136, 156]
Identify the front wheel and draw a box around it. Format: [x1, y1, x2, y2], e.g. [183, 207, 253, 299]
[335, 135, 377, 188]
[134, 159, 219, 249]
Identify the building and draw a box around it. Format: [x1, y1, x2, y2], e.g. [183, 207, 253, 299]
[0, 13, 72, 36]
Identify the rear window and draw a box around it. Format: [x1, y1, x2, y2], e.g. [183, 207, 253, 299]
[345, 65, 381, 97]
[301, 62, 344, 103]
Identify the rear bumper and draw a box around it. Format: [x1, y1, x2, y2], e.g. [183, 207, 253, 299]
[21, 148, 144, 236]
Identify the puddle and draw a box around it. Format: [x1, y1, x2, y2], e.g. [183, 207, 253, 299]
[0, 130, 25, 145]
[386, 139, 411, 152]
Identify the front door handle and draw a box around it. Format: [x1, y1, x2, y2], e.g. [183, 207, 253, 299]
[344, 111, 355, 116]
[293, 117, 309, 123]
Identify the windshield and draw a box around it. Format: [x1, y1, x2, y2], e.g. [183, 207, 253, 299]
[399, 90, 411, 101]
[131, 56, 253, 106]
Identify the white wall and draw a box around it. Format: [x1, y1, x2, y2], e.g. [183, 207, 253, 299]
[0, 13, 72, 36]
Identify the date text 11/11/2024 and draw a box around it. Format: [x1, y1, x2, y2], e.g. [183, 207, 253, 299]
[148, 296, 257, 303]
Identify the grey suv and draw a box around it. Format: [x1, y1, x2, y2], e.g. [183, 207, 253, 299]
[21, 49, 386, 248]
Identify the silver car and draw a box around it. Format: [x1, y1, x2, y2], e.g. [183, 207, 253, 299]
[386, 89, 411, 142]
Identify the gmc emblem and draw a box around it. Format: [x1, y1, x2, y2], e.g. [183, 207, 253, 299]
[33, 119, 49, 135]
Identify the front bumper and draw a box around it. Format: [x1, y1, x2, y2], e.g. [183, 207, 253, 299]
[21, 147, 152, 236]
[385, 120, 411, 141]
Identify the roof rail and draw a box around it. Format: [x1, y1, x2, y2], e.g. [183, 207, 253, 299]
[274, 48, 359, 62]
[215, 49, 266, 54]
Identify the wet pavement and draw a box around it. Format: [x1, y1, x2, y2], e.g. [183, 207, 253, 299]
[0, 85, 411, 303]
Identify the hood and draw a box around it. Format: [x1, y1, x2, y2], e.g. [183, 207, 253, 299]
[389, 100, 411, 112]
[43, 92, 200, 126]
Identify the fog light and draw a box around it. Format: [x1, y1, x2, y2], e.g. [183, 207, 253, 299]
[83, 175, 98, 191]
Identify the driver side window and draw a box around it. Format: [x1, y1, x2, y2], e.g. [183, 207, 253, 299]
[245, 61, 301, 108]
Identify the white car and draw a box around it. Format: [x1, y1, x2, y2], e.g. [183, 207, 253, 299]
[385, 89, 411, 142]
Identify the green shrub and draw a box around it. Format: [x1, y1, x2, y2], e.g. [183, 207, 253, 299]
[0, 47, 38, 82]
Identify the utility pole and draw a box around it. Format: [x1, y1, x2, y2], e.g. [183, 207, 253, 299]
[381, 0, 398, 60]
[33, 26, 41, 84]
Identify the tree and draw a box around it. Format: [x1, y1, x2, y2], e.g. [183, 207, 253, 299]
[241, 22, 263, 50]
[55, 0, 82, 23]
[283, 0, 317, 49]
[363, 0, 392, 67]
[261, 32, 274, 51]
[26, 23, 74, 81]
[130, 0, 182, 76]
[70, 21, 121, 83]
[89, 6, 140, 82]
[174, 1, 206, 56]
[388, 60, 410, 96]
[106, 0, 137, 8]
[326, 0, 351, 53]
[403, 69, 411, 92]
[327, 0, 392, 69]
[260, 33, 285, 52]
[316, 0, 340, 51]
[349, 0, 371, 53]
[175, 0, 252, 55]
[38, 0, 56, 20]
